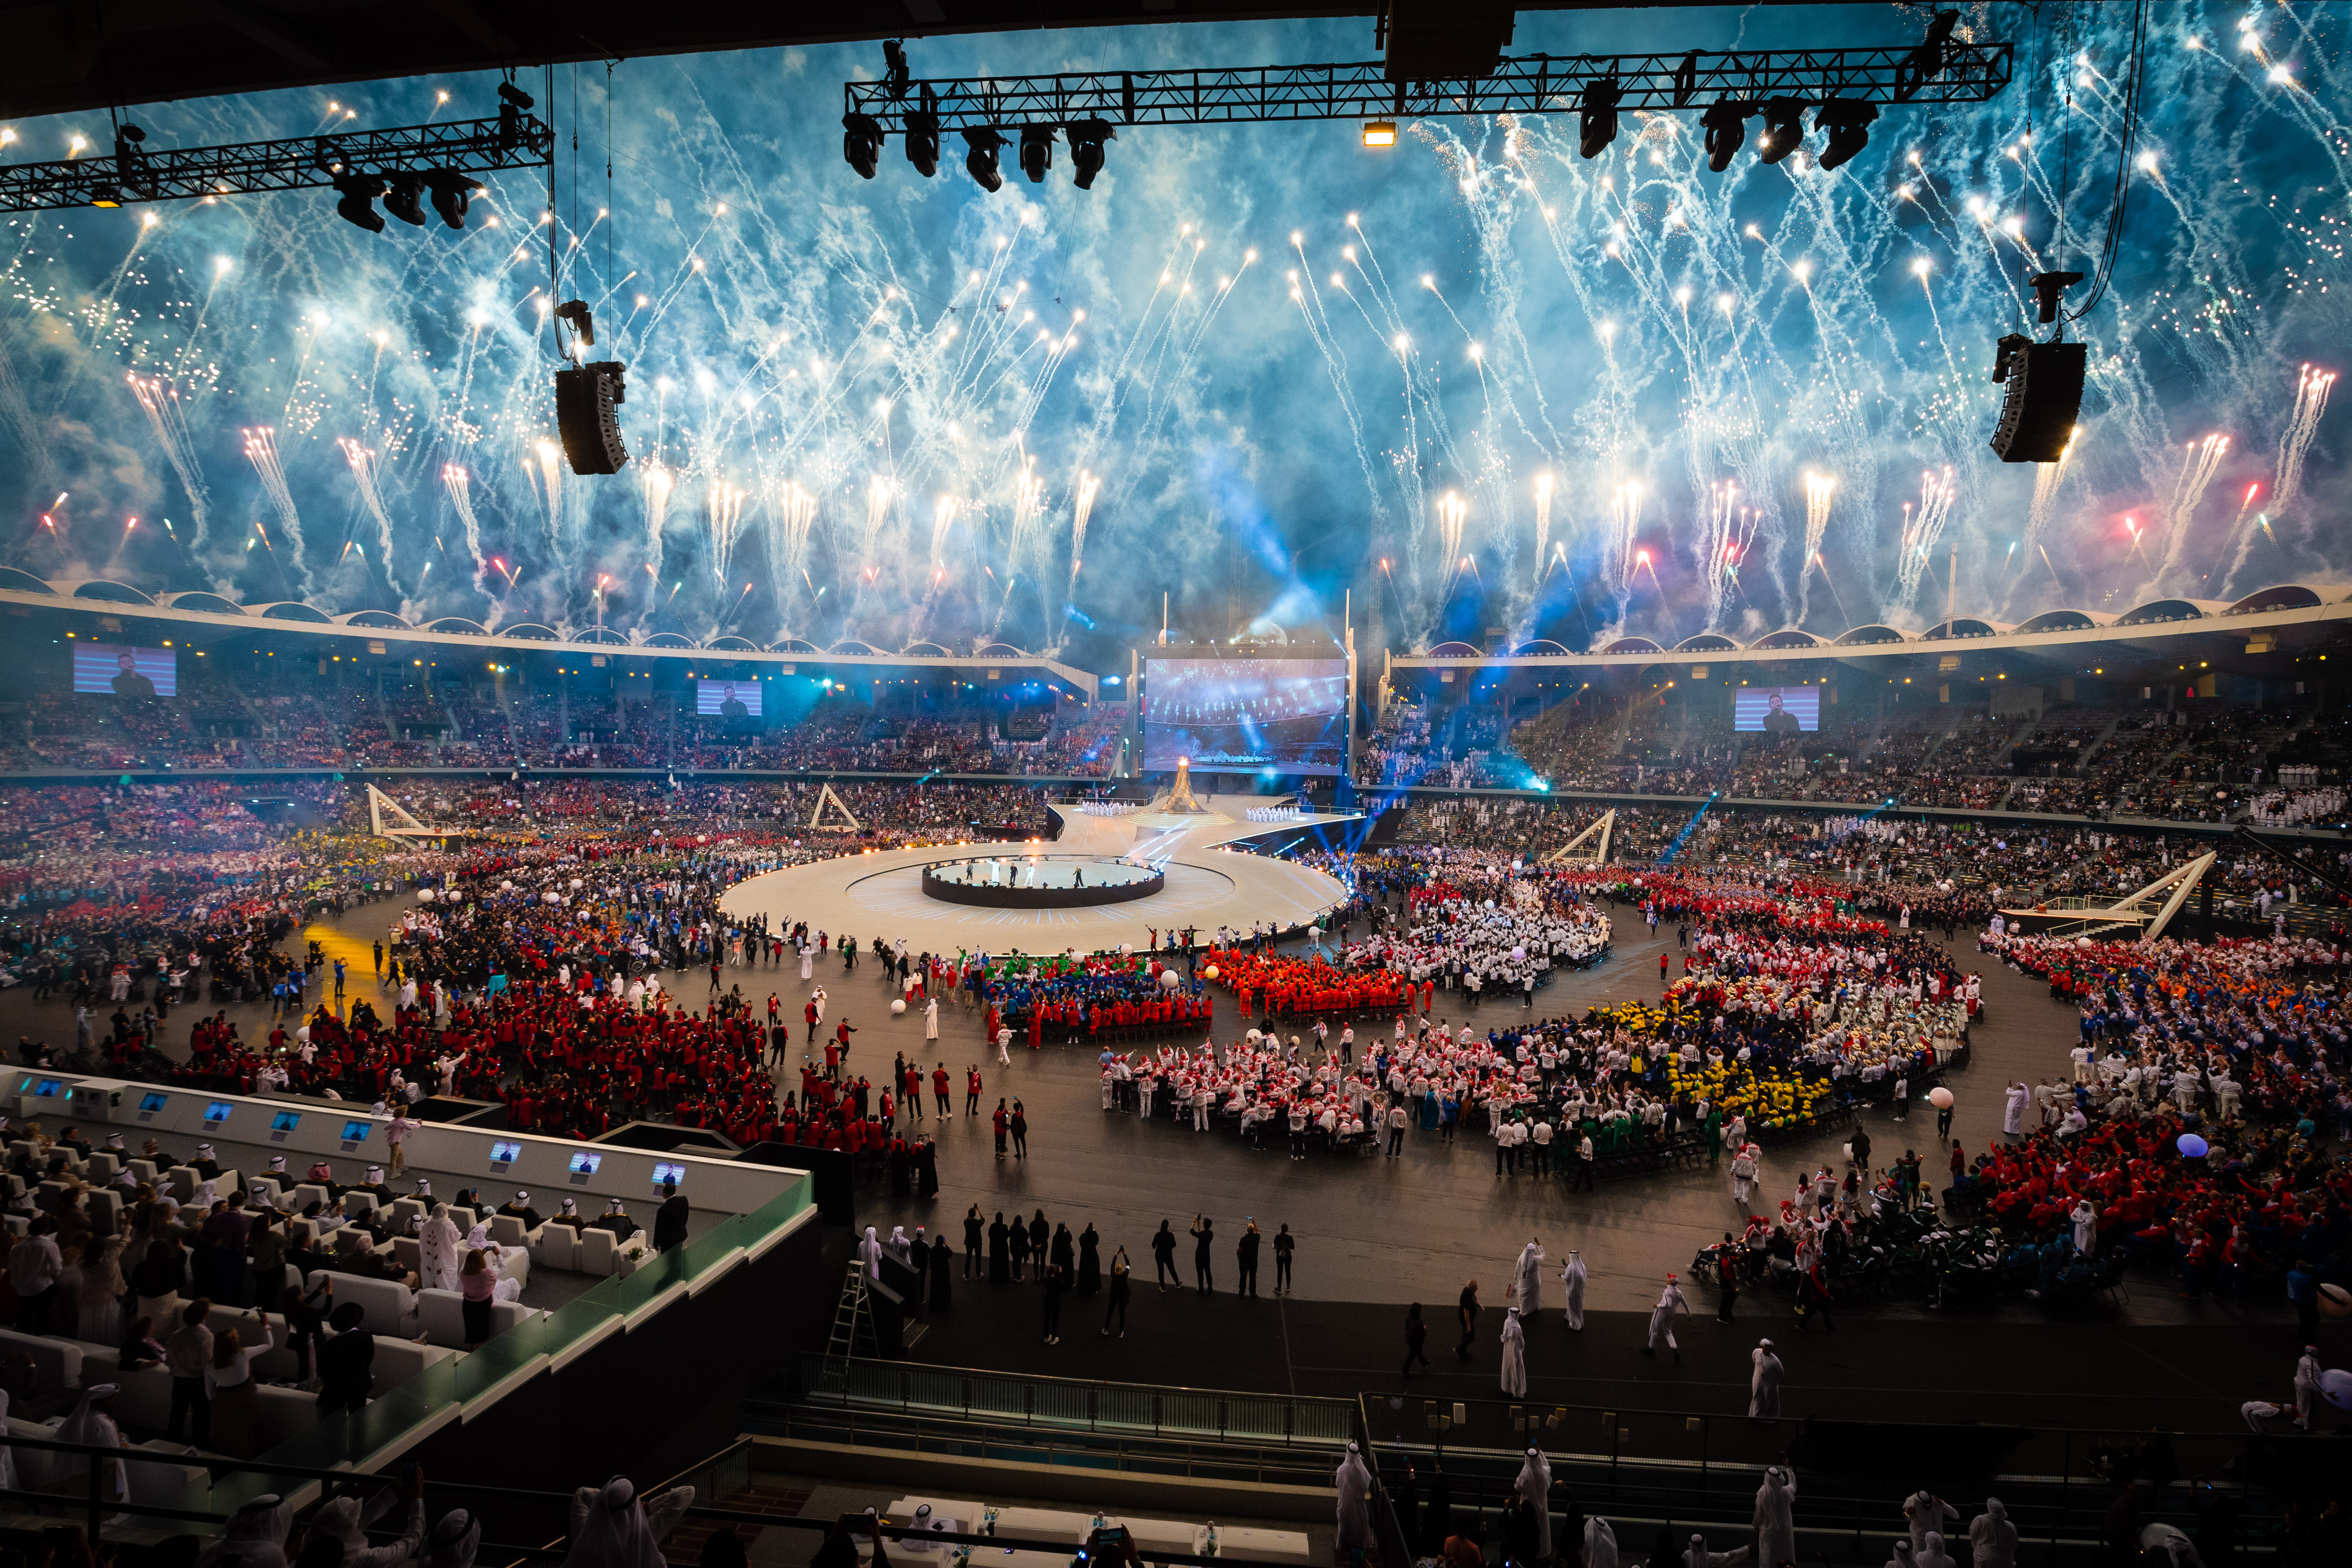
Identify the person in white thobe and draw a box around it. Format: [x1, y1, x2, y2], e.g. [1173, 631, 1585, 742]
[566, 1476, 695, 1568]
[1584, 1517, 1619, 1568]
[1749, 1340, 1783, 1420]
[54, 1384, 127, 1503]
[1753, 1467, 1796, 1568]
[1514, 1447, 1553, 1560]
[1905, 1494, 1957, 1558]
[2069, 1201, 2096, 1254]
[1916, 1532, 1957, 1568]
[1683, 1533, 1751, 1568]
[856, 1227, 883, 1280]
[1643, 1277, 1690, 1360]
[2136, 1523, 2205, 1568]
[1884, 1542, 1917, 1568]
[799, 946, 815, 981]
[2001, 1082, 2028, 1137]
[1966, 1500, 2016, 1568]
[1560, 1251, 1587, 1330]
[420, 1204, 465, 1293]
[1332, 1442, 1372, 1556]
[1499, 1307, 1528, 1397]
[1512, 1240, 1545, 1315]
[924, 997, 939, 1041]
[2293, 1344, 2322, 1427]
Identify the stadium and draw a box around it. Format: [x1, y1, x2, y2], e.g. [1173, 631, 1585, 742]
[0, 3, 2348, 1568]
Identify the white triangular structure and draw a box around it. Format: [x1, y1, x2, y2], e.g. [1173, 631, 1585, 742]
[1998, 851, 2216, 943]
[368, 784, 466, 844]
[1543, 809, 1616, 866]
[808, 782, 862, 832]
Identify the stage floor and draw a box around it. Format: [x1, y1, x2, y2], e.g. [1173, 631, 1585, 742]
[716, 805, 1355, 955]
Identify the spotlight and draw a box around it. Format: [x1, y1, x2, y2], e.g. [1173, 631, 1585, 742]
[963, 127, 1008, 192]
[882, 39, 912, 101]
[382, 171, 427, 226]
[1700, 100, 1749, 172]
[1361, 119, 1397, 148]
[905, 87, 941, 177]
[1066, 119, 1113, 189]
[423, 169, 472, 228]
[1758, 97, 1807, 164]
[1895, 8, 1963, 101]
[843, 112, 884, 179]
[1578, 76, 1621, 159]
[332, 173, 386, 233]
[495, 81, 535, 153]
[1810, 100, 1879, 170]
[1019, 124, 1055, 183]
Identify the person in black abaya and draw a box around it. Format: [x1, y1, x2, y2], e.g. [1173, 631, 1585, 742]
[887, 1142, 912, 1199]
[988, 1212, 1012, 1284]
[916, 1139, 939, 1199]
[1076, 1224, 1102, 1296]
[929, 1231, 953, 1312]
[1008, 1216, 1031, 1280]
[1050, 1222, 1075, 1280]
[1027, 1211, 1050, 1268]
[1417, 1464, 1453, 1558]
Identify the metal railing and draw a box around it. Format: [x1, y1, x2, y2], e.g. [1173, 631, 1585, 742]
[759, 1403, 1338, 1488]
[797, 1353, 1358, 1446]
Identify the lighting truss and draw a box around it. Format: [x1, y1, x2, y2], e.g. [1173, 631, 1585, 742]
[0, 109, 556, 215]
[843, 44, 2013, 134]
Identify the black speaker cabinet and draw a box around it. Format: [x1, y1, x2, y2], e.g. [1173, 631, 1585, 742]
[1989, 340, 2085, 462]
[556, 361, 630, 475]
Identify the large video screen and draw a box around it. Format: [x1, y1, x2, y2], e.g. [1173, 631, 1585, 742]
[695, 677, 762, 717]
[1733, 686, 1820, 734]
[73, 643, 177, 697]
[1144, 659, 1347, 777]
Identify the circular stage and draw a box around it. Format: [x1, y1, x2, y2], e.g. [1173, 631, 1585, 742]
[921, 854, 1165, 909]
[717, 815, 1352, 956]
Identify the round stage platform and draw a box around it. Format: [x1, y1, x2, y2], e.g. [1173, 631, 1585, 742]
[716, 810, 1355, 955]
[921, 854, 1164, 909]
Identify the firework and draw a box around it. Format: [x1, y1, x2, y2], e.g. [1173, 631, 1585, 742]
[127, 374, 211, 550]
[240, 427, 307, 594]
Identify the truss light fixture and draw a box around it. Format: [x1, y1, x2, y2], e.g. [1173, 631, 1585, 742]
[905, 98, 941, 177]
[1814, 99, 1880, 170]
[1578, 76, 1623, 159]
[1700, 100, 1750, 172]
[843, 112, 884, 178]
[1758, 97, 1808, 164]
[962, 127, 1008, 192]
[423, 168, 472, 228]
[1362, 119, 1397, 147]
[382, 170, 427, 225]
[1066, 119, 1113, 188]
[333, 172, 386, 232]
[1018, 124, 1055, 183]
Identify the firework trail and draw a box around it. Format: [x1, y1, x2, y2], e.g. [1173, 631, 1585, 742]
[2020, 425, 2080, 564]
[529, 440, 565, 548]
[929, 494, 959, 569]
[1432, 491, 1469, 627]
[127, 375, 211, 550]
[1606, 482, 1643, 605]
[440, 465, 487, 583]
[763, 481, 818, 631]
[2210, 482, 2264, 592]
[1894, 468, 1957, 614]
[1797, 471, 1835, 628]
[707, 482, 747, 587]
[2276, 364, 2336, 529]
[990, 462, 1046, 637]
[1697, 481, 1756, 631]
[639, 463, 675, 566]
[2150, 434, 2228, 594]
[1533, 473, 1554, 576]
[240, 427, 307, 594]
[336, 438, 401, 595]
[1066, 470, 1099, 600]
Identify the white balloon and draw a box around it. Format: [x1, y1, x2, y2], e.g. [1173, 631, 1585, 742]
[890, 999, 907, 1015]
[1159, 969, 1181, 989]
[415, 888, 435, 903]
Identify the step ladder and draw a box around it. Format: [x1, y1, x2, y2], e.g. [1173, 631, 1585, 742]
[815, 1261, 876, 1397]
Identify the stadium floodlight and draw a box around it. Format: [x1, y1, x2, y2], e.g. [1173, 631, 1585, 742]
[1362, 119, 1397, 147]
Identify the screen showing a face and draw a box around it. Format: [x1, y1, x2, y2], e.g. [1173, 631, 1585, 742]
[73, 643, 178, 697]
[568, 1152, 602, 1175]
[652, 1161, 686, 1186]
[490, 1140, 523, 1164]
[34, 1079, 60, 1097]
[1733, 686, 1823, 734]
[270, 1111, 301, 1133]
[140, 1092, 169, 1113]
[1143, 659, 1348, 777]
[204, 1101, 234, 1122]
[695, 678, 762, 717]
[341, 1121, 372, 1142]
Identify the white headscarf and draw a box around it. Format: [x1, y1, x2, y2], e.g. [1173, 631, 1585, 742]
[55, 1384, 126, 1500]
[194, 1494, 293, 1568]
[420, 1204, 464, 1291]
[426, 1510, 482, 1568]
[856, 1227, 883, 1279]
[1583, 1516, 1618, 1568]
[565, 1479, 670, 1568]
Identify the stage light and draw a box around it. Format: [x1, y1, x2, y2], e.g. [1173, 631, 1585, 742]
[1018, 125, 1055, 183]
[843, 112, 884, 178]
[332, 173, 386, 233]
[1758, 97, 1806, 164]
[905, 108, 940, 177]
[883, 38, 912, 100]
[1814, 100, 1879, 170]
[382, 171, 427, 226]
[423, 169, 471, 228]
[1362, 119, 1396, 148]
[1067, 119, 1113, 188]
[963, 127, 1008, 192]
[1700, 101, 1748, 171]
[1578, 77, 1621, 159]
